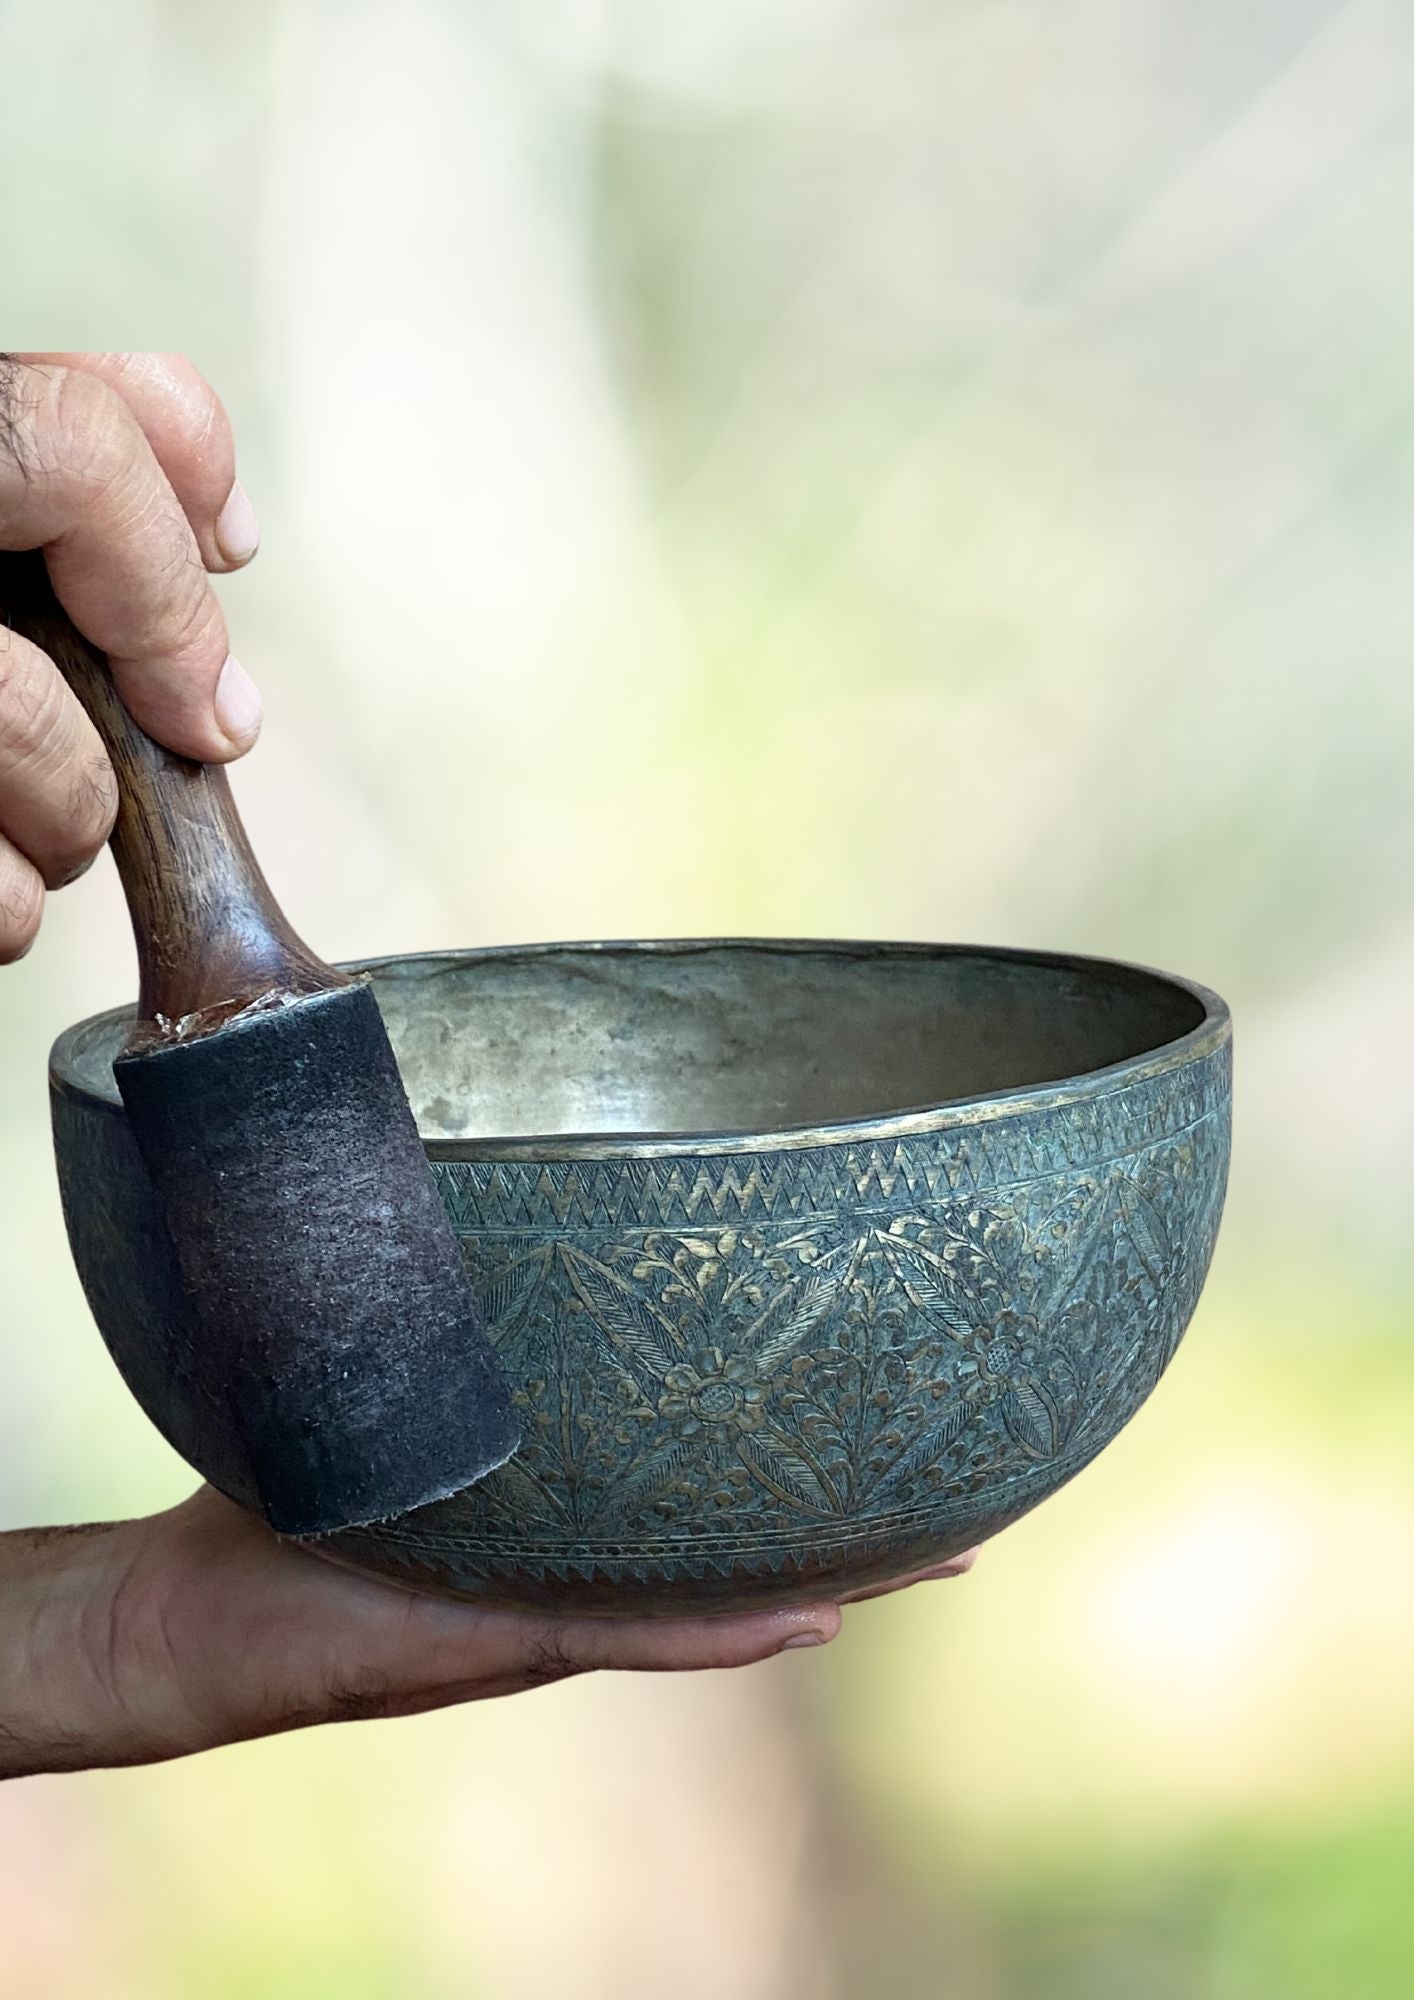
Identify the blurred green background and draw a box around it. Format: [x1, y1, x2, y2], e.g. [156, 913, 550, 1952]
[2, 2, 1413, 1993]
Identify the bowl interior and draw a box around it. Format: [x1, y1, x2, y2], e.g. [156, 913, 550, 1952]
[55, 941, 1210, 1143]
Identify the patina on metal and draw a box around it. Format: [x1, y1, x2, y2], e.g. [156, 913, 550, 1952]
[110, 983, 520, 1536]
[50, 939, 1231, 1615]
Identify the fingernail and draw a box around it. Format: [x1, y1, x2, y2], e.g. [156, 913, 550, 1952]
[780, 1628, 833, 1651]
[214, 654, 263, 747]
[215, 480, 260, 566]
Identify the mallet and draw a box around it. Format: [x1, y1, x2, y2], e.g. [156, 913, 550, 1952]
[0, 550, 519, 1536]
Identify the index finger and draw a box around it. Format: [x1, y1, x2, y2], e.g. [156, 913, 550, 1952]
[0, 357, 260, 763]
[17, 353, 258, 573]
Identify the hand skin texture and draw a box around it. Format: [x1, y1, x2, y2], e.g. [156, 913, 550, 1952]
[0, 350, 260, 962]
[0, 353, 976, 1777]
[0, 1488, 975, 1777]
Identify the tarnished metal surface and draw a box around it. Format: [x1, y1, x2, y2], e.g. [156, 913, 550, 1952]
[51, 940, 1231, 1614]
[111, 983, 519, 1537]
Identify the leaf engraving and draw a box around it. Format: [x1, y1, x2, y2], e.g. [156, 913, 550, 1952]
[560, 1245, 681, 1394]
[487, 1458, 572, 1528]
[750, 1265, 845, 1369]
[477, 1251, 548, 1344]
[1115, 1176, 1171, 1291]
[1000, 1381, 1063, 1459]
[736, 1430, 839, 1517]
[617, 1439, 694, 1519]
[877, 1232, 978, 1339]
[871, 1397, 976, 1492]
[407, 1041, 1229, 1593]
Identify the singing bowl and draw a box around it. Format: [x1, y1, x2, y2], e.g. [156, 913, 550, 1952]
[50, 940, 1231, 1616]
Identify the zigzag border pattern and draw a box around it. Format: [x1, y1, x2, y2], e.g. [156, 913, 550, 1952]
[431, 1042, 1230, 1236]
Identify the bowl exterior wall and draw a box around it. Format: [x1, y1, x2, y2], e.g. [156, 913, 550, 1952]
[51, 990, 1230, 1617]
[326, 1036, 1230, 1613]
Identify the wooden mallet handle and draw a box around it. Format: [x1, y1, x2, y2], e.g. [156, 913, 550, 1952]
[0, 550, 342, 1043]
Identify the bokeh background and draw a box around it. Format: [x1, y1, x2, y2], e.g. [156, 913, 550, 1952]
[2, 1, 1413, 1993]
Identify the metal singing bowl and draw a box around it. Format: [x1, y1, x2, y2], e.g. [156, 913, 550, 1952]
[50, 940, 1231, 1616]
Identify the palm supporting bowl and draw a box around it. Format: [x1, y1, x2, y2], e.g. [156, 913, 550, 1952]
[50, 939, 1230, 1615]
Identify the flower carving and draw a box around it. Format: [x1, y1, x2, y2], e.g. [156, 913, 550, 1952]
[657, 1349, 769, 1444]
[958, 1311, 1041, 1403]
[342, 1050, 1229, 1603]
[443, 1125, 1216, 1553]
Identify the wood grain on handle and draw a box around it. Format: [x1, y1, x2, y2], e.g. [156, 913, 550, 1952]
[0, 550, 342, 1044]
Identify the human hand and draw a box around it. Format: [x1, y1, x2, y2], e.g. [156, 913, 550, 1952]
[0, 352, 261, 962]
[0, 1488, 975, 1776]
[0, 354, 977, 1778]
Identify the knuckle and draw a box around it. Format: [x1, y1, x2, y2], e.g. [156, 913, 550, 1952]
[182, 369, 225, 460]
[72, 750, 119, 841]
[0, 627, 65, 761]
[101, 492, 219, 661]
[158, 530, 218, 627]
[0, 858, 44, 961]
[46, 756, 117, 883]
[154, 569, 226, 675]
[47, 364, 136, 488]
[0, 355, 40, 478]
[0, 627, 116, 880]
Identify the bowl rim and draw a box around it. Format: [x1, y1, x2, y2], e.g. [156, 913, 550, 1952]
[50, 936, 1230, 1160]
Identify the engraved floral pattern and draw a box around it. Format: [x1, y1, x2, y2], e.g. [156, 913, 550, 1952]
[333, 1039, 1231, 1600]
[656, 1351, 769, 1443]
